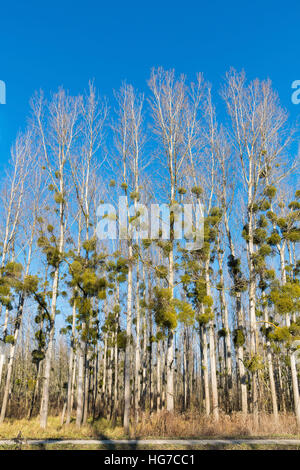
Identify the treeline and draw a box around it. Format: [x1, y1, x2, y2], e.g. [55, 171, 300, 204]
[0, 68, 299, 431]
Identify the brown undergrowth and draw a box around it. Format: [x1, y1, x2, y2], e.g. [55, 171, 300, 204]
[135, 411, 299, 438]
[0, 412, 298, 440]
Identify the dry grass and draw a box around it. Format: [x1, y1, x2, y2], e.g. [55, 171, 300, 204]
[135, 411, 300, 439]
[0, 412, 299, 440]
[0, 416, 125, 440]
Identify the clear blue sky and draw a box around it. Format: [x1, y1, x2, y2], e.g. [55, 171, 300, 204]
[0, 0, 300, 165]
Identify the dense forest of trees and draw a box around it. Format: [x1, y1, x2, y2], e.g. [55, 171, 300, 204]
[0, 68, 299, 432]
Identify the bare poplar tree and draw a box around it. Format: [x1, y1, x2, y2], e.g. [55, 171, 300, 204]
[32, 89, 80, 428]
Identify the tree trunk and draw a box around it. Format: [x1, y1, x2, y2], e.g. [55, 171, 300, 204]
[76, 339, 85, 427]
[166, 246, 174, 412]
[124, 242, 133, 433]
[200, 322, 210, 416]
[0, 298, 24, 422]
